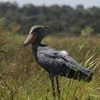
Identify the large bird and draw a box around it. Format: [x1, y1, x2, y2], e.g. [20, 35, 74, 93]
[24, 25, 93, 99]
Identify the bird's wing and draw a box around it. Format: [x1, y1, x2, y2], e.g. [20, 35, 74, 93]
[39, 48, 80, 67]
[37, 47, 93, 82]
[38, 47, 81, 74]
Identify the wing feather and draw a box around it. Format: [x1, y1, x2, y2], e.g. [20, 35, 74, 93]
[37, 48, 81, 75]
[36, 46, 93, 82]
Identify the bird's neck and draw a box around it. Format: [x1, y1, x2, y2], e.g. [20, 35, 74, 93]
[33, 41, 41, 46]
[30, 41, 39, 61]
[31, 41, 41, 51]
[31, 40, 47, 51]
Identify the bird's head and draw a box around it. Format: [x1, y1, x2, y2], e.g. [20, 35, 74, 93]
[24, 25, 50, 46]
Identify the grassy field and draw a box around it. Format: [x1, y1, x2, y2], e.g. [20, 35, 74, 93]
[0, 33, 100, 100]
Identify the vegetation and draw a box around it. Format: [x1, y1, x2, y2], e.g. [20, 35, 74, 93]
[0, 2, 100, 35]
[0, 2, 100, 100]
[0, 23, 100, 100]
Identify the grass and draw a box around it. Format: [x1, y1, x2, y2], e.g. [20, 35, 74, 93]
[0, 33, 100, 100]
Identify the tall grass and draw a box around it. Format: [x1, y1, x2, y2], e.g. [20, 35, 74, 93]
[0, 33, 100, 100]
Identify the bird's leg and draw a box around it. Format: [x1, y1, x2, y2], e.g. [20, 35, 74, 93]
[56, 76, 61, 99]
[49, 74, 56, 98]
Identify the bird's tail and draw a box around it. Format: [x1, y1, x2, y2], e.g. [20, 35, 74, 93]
[65, 67, 93, 82]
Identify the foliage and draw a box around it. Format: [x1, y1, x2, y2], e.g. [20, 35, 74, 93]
[0, 2, 100, 100]
[0, 2, 100, 35]
[0, 30, 100, 100]
[81, 27, 94, 37]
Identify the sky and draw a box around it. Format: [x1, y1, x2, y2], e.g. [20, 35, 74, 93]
[0, 0, 100, 8]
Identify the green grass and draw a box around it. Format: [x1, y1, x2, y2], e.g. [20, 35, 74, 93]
[0, 33, 100, 100]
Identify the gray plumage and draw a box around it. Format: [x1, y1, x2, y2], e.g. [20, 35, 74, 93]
[31, 44, 92, 82]
[24, 25, 93, 98]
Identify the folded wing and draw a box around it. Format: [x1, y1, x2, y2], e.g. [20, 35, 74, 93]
[38, 47, 93, 82]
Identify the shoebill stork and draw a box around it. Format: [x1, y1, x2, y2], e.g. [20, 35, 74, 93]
[24, 25, 93, 99]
